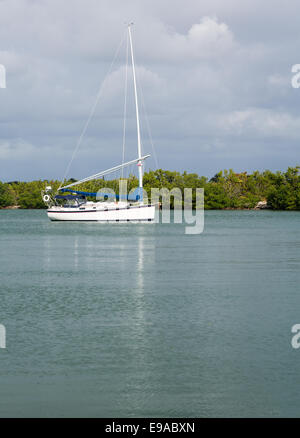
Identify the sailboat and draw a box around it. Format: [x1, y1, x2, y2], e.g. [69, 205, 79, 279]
[42, 24, 156, 222]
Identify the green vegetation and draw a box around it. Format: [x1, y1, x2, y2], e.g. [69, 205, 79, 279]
[0, 166, 299, 210]
[0, 182, 16, 208]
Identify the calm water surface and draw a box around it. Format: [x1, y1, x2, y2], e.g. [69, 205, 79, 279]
[0, 209, 299, 417]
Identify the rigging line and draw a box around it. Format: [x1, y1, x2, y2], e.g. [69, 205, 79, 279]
[58, 30, 127, 190]
[121, 32, 129, 180]
[136, 72, 159, 170]
[60, 155, 150, 189]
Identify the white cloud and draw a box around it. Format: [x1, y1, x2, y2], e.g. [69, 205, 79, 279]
[134, 16, 236, 62]
[186, 17, 235, 57]
[219, 108, 300, 139]
[0, 139, 36, 159]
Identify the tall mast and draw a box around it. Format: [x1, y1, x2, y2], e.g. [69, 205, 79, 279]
[128, 23, 143, 194]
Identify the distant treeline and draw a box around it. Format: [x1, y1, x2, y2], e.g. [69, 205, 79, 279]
[0, 167, 299, 210]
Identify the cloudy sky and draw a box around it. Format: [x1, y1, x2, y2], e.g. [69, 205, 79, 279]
[0, 0, 299, 181]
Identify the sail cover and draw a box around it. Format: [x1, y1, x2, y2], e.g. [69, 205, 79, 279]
[59, 188, 142, 201]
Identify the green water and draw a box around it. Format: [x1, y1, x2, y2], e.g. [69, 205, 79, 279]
[0, 209, 299, 417]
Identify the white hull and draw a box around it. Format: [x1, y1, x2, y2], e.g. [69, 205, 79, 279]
[47, 203, 156, 222]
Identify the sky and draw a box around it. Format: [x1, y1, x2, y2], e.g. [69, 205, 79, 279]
[0, 0, 299, 181]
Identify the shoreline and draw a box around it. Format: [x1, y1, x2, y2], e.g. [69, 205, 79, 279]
[1, 206, 298, 212]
